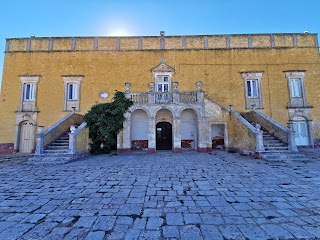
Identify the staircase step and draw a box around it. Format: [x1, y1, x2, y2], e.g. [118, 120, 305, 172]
[47, 146, 69, 150]
[50, 143, 69, 146]
[44, 149, 69, 154]
[264, 147, 289, 150]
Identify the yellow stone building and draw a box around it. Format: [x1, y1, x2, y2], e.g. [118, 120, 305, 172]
[0, 32, 319, 160]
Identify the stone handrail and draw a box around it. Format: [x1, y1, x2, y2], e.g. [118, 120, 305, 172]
[35, 113, 84, 155]
[241, 110, 297, 151]
[229, 110, 264, 153]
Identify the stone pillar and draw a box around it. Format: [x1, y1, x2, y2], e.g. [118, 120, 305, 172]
[172, 82, 180, 104]
[124, 82, 131, 99]
[197, 117, 207, 152]
[35, 133, 44, 155]
[121, 119, 131, 152]
[148, 117, 156, 152]
[173, 117, 181, 153]
[287, 122, 298, 152]
[148, 82, 155, 104]
[34, 126, 45, 155]
[68, 132, 76, 154]
[255, 133, 265, 152]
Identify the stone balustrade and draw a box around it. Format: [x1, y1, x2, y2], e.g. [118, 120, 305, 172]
[130, 91, 200, 104]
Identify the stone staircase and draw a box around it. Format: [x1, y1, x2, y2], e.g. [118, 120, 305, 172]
[260, 130, 308, 161]
[28, 133, 72, 164]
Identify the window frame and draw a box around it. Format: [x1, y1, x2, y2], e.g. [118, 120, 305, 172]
[241, 72, 263, 109]
[285, 71, 307, 107]
[63, 76, 83, 111]
[19, 76, 40, 112]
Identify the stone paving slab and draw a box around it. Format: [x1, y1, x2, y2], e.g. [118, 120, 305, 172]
[0, 150, 320, 239]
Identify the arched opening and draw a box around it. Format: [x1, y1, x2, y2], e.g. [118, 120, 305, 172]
[131, 109, 149, 150]
[180, 109, 198, 150]
[155, 109, 173, 150]
[19, 120, 36, 153]
[211, 124, 225, 149]
[292, 116, 310, 146]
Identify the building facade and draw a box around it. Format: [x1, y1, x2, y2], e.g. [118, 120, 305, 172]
[0, 32, 319, 155]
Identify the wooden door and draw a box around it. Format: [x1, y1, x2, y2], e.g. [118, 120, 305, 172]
[293, 121, 309, 146]
[156, 122, 172, 150]
[19, 121, 36, 153]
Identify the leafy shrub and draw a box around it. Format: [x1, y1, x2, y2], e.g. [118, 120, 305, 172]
[84, 91, 133, 154]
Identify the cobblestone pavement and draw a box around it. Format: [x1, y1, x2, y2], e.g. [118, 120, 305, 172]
[0, 150, 320, 240]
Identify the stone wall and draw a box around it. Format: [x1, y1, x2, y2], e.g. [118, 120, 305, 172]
[6, 34, 317, 52]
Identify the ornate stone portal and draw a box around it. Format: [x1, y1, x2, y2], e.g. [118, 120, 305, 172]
[117, 63, 225, 153]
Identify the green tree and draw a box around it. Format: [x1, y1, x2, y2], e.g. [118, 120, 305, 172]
[84, 91, 133, 154]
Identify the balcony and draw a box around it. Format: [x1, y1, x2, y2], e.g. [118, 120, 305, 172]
[125, 81, 204, 105]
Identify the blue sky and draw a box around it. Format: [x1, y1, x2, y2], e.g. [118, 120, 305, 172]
[0, 0, 319, 88]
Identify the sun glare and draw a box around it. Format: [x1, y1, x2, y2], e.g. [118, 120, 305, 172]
[108, 29, 132, 37]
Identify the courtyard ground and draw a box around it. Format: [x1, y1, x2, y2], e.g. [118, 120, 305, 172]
[0, 150, 320, 239]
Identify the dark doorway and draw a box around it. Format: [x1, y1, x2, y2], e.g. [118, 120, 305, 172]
[156, 122, 172, 150]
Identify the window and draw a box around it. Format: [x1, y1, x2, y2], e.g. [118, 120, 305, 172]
[63, 76, 83, 111]
[289, 78, 302, 97]
[67, 83, 78, 100]
[24, 83, 35, 101]
[285, 71, 307, 107]
[19, 76, 40, 112]
[241, 72, 263, 109]
[156, 75, 170, 92]
[246, 80, 259, 98]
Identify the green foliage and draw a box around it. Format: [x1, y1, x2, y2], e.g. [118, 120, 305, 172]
[84, 91, 133, 154]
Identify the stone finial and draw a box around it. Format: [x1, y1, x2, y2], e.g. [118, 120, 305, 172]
[196, 81, 203, 91]
[160, 31, 165, 36]
[124, 82, 131, 92]
[255, 123, 261, 130]
[37, 126, 44, 134]
[148, 82, 155, 92]
[229, 105, 234, 111]
[70, 125, 76, 133]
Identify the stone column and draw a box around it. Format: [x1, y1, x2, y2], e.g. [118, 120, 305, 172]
[197, 117, 207, 152]
[34, 126, 45, 155]
[173, 117, 181, 153]
[121, 119, 131, 152]
[148, 117, 156, 152]
[68, 133, 76, 154]
[287, 122, 298, 152]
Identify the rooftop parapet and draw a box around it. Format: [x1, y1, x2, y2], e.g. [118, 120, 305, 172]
[5, 33, 319, 53]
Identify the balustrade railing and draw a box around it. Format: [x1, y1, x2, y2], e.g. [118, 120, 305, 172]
[130, 91, 199, 104]
[180, 92, 197, 103]
[130, 92, 148, 104]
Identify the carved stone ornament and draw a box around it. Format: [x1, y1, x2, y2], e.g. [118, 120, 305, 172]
[99, 91, 109, 100]
[124, 82, 131, 91]
[151, 63, 175, 73]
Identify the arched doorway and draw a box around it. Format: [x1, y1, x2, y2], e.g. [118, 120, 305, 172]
[19, 120, 36, 153]
[292, 116, 309, 146]
[156, 122, 172, 150]
[180, 109, 198, 150]
[131, 109, 149, 150]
